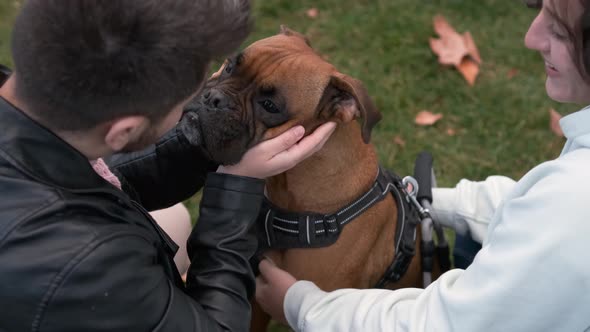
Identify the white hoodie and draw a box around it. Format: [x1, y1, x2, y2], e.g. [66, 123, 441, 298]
[284, 106, 590, 332]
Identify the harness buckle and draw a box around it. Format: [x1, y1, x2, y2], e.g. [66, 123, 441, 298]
[401, 176, 431, 220]
[323, 213, 339, 235]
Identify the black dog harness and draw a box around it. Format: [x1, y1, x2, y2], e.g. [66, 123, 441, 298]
[256, 166, 422, 287]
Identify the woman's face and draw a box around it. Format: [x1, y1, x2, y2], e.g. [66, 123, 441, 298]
[525, 0, 590, 104]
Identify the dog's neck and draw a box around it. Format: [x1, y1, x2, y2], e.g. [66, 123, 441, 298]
[265, 122, 379, 214]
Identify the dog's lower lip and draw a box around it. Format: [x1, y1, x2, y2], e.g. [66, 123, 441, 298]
[186, 112, 199, 122]
[184, 112, 219, 161]
[180, 112, 204, 147]
[184, 113, 201, 131]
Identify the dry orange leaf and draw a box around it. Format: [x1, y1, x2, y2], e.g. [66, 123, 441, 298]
[429, 16, 467, 67]
[209, 60, 227, 80]
[393, 135, 406, 147]
[507, 68, 519, 79]
[306, 8, 319, 18]
[415, 111, 443, 126]
[430, 15, 482, 85]
[549, 108, 564, 137]
[458, 58, 479, 86]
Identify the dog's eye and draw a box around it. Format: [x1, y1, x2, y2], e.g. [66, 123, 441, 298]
[259, 99, 280, 113]
[224, 61, 234, 74]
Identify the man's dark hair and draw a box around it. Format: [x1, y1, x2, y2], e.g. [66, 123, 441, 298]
[11, 0, 251, 131]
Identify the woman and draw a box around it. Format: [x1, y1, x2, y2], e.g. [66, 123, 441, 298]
[256, 1, 590, 331]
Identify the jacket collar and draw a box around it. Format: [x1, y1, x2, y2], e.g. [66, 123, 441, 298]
[0, 96, 118, 192]
[559, 105, 590, 155]
[560, 105, 590, 141]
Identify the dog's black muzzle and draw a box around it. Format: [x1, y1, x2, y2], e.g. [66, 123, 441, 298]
[201, 88, 233, 109]
[179, 87, 252, 165]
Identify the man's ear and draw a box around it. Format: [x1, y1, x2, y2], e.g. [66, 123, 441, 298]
[317, 73, 382, 143]
[104, 116, 149, 152]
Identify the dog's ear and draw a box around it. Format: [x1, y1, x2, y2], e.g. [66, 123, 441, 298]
[317, 73, 382, 143]
[279, 25, 312, 47]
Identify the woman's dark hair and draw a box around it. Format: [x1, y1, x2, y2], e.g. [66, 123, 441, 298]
[525, 0, 590, 82]
[11, 0, 251, 131]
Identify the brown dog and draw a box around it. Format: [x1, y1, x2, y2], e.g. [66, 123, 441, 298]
[181, 26, 437, 331]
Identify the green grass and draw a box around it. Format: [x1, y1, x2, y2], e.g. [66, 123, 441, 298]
[0, 1, 580, 331]
[0, 1, 18, 66]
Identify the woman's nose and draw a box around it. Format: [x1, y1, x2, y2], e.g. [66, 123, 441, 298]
[525, 13, 549, 52]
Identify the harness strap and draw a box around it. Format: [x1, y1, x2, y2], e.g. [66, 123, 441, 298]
[374, 177, 420, 287]
[257, 167, 397, 249]
[255, 166, 422, 287]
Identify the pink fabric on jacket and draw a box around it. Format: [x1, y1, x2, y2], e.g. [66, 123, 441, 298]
[90, 158, 122, 190]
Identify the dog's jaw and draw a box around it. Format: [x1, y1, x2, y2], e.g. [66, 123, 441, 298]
[178, 111, 203, 147]
[181, 99, 254, 165]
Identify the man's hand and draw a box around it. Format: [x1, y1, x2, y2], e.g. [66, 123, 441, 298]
[255, 258, 298, 325]
[218, 122, 337, 179]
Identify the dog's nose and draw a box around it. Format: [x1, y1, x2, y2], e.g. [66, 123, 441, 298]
[202, 89, 229, 109]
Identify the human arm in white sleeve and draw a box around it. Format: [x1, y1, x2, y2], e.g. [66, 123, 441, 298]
[430, 176, 516, 244]
[283, 158, 590, 331]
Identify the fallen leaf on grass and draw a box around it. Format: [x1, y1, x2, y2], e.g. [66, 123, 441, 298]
[209, 60, 227, 80]
[446, 128, 456, 136]
[429, 16, 468, 67]
[415, 111, 443, 126]
[457, 58, 479, 86]
[507, 68, 519, 79]
[462, 31, 481, 64]
[393, 135, 406, 147]
[549, 108, 564, 137]
[306, 8, 319, 18]
[429, 15, 482, 85]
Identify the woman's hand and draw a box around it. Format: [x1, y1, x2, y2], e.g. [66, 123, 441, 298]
[217, 122, 337, 179]
[255, 258, 298, 325]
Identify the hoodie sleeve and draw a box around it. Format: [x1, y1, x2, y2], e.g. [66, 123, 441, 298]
[430, 176, 516, 244]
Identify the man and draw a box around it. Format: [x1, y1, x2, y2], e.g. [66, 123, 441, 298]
[0, 1, 335, 331]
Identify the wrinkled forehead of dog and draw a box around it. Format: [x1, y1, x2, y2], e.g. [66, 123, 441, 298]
[219, 26, 336, 95]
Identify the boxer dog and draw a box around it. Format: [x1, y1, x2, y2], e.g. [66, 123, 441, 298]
[181, 26, 434, 331]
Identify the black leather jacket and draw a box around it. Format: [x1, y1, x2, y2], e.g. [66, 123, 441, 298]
[0, 79, 263, 331]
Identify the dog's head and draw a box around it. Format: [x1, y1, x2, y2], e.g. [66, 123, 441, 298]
[179, 26, 382, 165]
